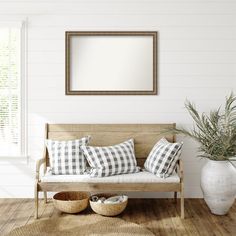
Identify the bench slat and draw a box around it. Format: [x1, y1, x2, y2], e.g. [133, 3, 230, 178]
[38, 182, 181, 192]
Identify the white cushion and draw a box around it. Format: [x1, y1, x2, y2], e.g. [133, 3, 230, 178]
[41, 170, 180, 183]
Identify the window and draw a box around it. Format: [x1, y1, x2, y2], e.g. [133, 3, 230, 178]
[0, 23, 26, 157]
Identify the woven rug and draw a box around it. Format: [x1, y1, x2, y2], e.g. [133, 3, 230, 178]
[6, 214, 155, 236]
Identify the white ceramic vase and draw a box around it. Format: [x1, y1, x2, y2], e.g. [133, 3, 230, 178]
[200, 160, 236, 215]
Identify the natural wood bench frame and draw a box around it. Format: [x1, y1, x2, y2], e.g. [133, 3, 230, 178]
[35, 124, 184, 219]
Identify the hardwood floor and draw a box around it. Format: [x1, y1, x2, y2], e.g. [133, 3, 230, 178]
[0, 198, 235, 236]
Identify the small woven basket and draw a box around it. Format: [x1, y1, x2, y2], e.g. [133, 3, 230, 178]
[90, 193, 128, 216]
[53, 191, 89, 214]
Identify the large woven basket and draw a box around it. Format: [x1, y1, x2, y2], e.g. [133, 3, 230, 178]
[90, 193, 128, 216]
[53, 191, 89, 214]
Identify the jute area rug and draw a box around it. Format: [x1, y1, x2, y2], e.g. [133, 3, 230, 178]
[6, 214, 155, 236]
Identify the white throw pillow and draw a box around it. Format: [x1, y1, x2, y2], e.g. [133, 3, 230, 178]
[144, 138, 183, 178]
[46, 136, 90, 175]
[81, 139, 140, 177]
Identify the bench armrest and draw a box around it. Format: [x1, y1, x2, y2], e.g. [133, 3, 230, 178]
[36, 157, 46, 182]
[177, 159, 184, 183]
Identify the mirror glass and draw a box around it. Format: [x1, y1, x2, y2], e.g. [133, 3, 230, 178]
[66, 32, 157, 95]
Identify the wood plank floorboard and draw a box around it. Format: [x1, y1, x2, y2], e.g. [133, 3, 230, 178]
[0, 199, 235, 236]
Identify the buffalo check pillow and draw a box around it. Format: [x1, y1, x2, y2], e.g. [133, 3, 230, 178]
[144, 138, 183, 178]
[81, 139, 140, 177]
[45, 136, 90, 175]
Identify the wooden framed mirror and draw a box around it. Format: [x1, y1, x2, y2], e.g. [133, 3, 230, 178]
[65, 31, 157, 95]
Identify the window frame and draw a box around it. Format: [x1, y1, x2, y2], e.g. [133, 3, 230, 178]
[0, 21, 27, 159]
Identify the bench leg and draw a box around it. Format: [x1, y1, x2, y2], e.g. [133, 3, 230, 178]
[34, 183, 39, 219]
[43, 191, 47, 204]
[174, 192, 177, 203]
[180, 183, 185, 219]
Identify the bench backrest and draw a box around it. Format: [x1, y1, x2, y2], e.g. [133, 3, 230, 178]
[45, 123, 176, 167]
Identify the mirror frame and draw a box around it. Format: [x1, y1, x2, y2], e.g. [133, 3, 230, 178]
[65, 31, 157, 95]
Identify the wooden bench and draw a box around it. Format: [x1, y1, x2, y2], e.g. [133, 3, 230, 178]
[35, 124, 184, 219]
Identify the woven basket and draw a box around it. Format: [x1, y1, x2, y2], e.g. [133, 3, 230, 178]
[90, 193, 128, 216]
[53, 191, 89, 214]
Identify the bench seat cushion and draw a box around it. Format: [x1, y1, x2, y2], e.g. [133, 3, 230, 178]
[41, 170, 180, 183]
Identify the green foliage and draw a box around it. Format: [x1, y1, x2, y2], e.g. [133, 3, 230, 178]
[175, 93, 236, 161]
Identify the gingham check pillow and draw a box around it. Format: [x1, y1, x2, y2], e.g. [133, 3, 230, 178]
[144, 138, 183, 178]
[81, 139, 140, 177]
[45, 136, 90, 175]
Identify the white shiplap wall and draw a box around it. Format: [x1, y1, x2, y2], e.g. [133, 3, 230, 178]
[0, 0, 235, 197]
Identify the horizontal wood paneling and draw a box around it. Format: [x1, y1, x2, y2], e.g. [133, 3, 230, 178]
[27, 76, 235, 90]
[28, 27, 236, 40]
[28, 63, 236, 77]
[27, 38, 236, 54]
[28, 18, 236, 29]
[27, 99, 231, 114]
[27, 112, 193, 125]
[0, 175, 34, 186]
[1, 2, 236, 15]
[27, 50, 236, 64]
[27, 87, 233, 100]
